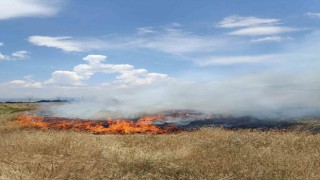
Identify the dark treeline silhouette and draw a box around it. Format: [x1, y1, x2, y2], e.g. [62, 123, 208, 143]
[2, 99, 72, 104]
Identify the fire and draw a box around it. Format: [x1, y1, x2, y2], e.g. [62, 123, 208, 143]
[16, 115, 177, 134]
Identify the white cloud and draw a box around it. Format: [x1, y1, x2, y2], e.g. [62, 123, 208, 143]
[0, 42, 29, 61]
[82, 55, 107, 64]
[28, 36, 85, 52]
[197, 54, 279, 66]
[0, 0, 62, 20]
[9, 80, 42, 88]
[28, 36, 110, 52]
[217, 16, 297, 37]
[140, 32, 227, 54]
[229, 26, 297, 36]
[23, 75, 34, 80]
[45, 55, 169, 87]
[11, 50, 29, 59]
[170, 23, 182, 27]
[73, 55, 134, 81]
[0, 50, 29, 61]
[7, 55, 169, 89]
[114, 69, 169, 88]
[28, 28, 229, 55]
[217, 15, 280, 28]
[251, 36, 284, 43]
[137, 27, 157, 35]
[306, 12, 320, 18]
[0, 52, 5, 61]
[45, 71, 85, 86]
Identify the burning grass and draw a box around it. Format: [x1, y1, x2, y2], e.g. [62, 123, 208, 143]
[16, 115, 177, 134]
[2, 103, 320, 179]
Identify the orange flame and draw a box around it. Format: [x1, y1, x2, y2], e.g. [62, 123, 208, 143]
[16, 115, 177, 134]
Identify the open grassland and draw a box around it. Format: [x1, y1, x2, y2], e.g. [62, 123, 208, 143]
[1, 103, 320, 179]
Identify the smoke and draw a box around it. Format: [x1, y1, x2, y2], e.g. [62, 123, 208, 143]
[42, 65, 320, 120]
[12, 30, 320, 120]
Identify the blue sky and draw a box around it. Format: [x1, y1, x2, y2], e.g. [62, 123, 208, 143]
[1, 0, 320, 102]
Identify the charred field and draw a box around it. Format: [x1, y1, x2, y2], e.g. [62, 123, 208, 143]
[2, 103, 320, 179]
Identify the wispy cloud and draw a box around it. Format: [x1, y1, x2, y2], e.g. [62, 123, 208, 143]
[136, 27, 158, 35]
[196, 54, 279, 66]
[217, 15, 297, 38]
[28, 28, 230, 54]
[0, 52, 6, 61]
[229, 26, 297, 36]
[139, 31, 227, 54]
[217, 15, 280, 28]
[28, 36, 86, 52]
[0, 50, 30, 61]
[11, 50, 29, 59]
[9, 80, 42, 88]
[0, 0, 63, 20]
[306, 12, 320, 18]
[250, 36, 284, 42]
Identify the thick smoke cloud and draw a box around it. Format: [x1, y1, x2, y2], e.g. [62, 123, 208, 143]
[43, 65, 320, 120]
[6, 31, 320, 120]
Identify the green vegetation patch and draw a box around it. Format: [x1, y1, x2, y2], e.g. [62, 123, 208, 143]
[0, 103, 36, 114]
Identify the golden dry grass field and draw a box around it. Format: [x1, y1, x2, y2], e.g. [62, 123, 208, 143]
[1, 103, 320, 179]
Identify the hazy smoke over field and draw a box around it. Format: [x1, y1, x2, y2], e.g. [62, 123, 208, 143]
[45, 66, 320, 120]
[7, 30, 320, 121]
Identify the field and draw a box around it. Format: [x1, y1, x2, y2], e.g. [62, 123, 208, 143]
[1, 103, 320, 179]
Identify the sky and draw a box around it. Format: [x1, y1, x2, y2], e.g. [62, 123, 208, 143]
[0, 0, 320, 117]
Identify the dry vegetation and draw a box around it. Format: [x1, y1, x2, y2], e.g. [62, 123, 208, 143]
[1, 103, 320, 179]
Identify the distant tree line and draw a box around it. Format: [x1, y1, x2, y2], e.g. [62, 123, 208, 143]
[3, 99, 71, 103]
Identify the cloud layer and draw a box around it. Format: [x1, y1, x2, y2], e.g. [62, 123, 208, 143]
[27, 19, 296, 67]
[8, 54, 170, 89]
[217, 15, 297, 38]
[28, 27, 229, 54]
[0, 50, 29, 61]
[28, 36, 86, 52]
[0, 0, 62, 20]
[306, 12, 320, 18]
[217, 16, 280, 28]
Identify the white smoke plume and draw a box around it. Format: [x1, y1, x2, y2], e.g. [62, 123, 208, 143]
[6, 31, 320, 120]
[41, 65, 320, 120]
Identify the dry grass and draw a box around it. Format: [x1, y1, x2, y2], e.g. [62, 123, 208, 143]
[0, 103, 37, 134]
[1, 103, 320, 179]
